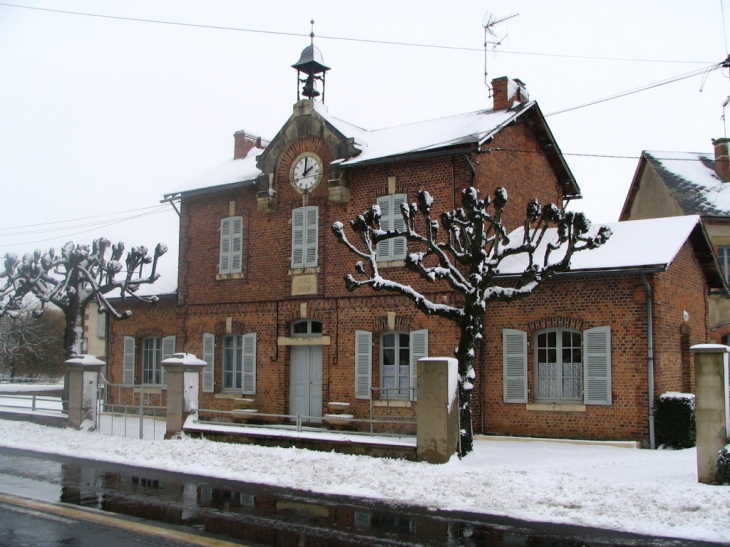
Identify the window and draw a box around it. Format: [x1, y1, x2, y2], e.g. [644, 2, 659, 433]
[503, 327, 611, 405]
[376, 194, 407, 262]
[291, 206, 319, 269]
[719, 246, 730, 283]
[141, 335, 176, 385]
[292, 319, 323, 336]
[536, 330, 582, 402]
[219, 216, 243, 275]
[202, 333, 215, 393]
[223, 333, 256, 394]
[355, 329, 428, 400]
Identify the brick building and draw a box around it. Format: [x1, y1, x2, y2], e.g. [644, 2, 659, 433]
[106, 47, 725, 447]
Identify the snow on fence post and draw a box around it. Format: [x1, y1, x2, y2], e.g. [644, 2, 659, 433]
[416, 357, 459, 464]
[690, 344, 729, 484]
[161, 353, 207, 439]
[65, 354, 106, 430]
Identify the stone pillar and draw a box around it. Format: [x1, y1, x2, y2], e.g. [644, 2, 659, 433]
[417, 357, 459, 464]
[690, 344, 729, 484]
[65, 354, 106, 429]
[161, 353, 207, 439]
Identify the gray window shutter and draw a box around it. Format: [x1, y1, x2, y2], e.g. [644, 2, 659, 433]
[376, 196, 392, 261]
[161, 335, 176, 387]
[503, 329, 528, 403]
[242, 333, 256, 395]
[584, 326, 612, 405]
[304, 206, 319, 268]
[96, 309, 106, 339]
[392, 194, 407, 260]
[123, 336, 135, 386]
[202, 333, 215, 393]
[219, 217, 232, 274]
[355, 330, 372, 400]
[230, 217, 243, 274]
[291, 208, 305, 268]
[409, 329, 428, 401]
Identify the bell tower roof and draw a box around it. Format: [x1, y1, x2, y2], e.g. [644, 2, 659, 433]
[292, 20, 330, 103]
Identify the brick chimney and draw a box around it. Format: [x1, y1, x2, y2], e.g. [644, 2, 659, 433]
[713, 138, 730, 182]
[233, 131, 264, 159]
[491, 76, 530, 110]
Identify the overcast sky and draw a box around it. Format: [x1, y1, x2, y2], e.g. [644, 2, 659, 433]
[1, 0, 729, 290]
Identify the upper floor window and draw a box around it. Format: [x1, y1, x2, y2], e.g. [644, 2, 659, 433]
[219, 216, 243, 275]
[719, 246, 730, 283]
[291, 206, 319, 269]
[376, 194, 407, 262]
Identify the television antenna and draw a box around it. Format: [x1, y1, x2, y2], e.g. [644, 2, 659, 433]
[482, 10, 519, 96]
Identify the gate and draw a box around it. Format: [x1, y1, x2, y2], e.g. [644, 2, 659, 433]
[96, 374, 166, 440]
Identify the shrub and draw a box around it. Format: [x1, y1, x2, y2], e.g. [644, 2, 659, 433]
[717, 446, 730, 484]
[655, 392, 696, 449]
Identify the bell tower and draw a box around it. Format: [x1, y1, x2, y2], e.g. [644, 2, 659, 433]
[292, 20, 330, 103]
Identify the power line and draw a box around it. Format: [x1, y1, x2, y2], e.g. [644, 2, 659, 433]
[0, 2, 715, 66]
[546, 63, 723, 117]
[0, 204, 168, 232]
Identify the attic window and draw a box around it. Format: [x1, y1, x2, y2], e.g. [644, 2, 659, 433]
[292, 319, 323, 337]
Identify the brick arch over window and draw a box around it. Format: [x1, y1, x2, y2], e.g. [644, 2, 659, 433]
[527, 316, 584, 334]
[372, 315, 412, 333]
[283, 308, 327, 326]
[213, 321, 247, 336]
[374, 183, 410, 199]
[133, 328, 165, 339]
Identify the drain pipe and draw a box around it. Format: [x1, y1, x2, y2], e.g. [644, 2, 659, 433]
[641, 274, 656, 449]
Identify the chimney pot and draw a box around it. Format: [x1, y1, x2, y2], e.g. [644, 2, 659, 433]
[234, 131, 266, 159]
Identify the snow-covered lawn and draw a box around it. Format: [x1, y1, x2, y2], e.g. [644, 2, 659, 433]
[0, 420, 727, 543]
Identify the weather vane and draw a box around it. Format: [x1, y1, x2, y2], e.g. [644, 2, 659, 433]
[482, 10, 519, 97]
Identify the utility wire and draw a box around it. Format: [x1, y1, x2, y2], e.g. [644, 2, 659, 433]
[546, 63, 724, 116]
[0, 2, 715, 66]
[0, 204, 167, 231]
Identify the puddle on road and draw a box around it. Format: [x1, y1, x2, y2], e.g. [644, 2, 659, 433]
[0, 449, 689, 547]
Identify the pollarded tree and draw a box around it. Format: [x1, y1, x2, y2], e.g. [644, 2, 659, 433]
[0, 239, 167, 360]
[332, 187, 611, 455]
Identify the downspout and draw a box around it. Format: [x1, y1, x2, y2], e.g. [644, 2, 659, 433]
[641, 274, 656, 449]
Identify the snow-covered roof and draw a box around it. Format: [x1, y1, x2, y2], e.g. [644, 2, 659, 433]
[164, 153, 262, 199]
[642, 151, 730, 216]
[498, 215, 723, 288]
[313, 101, 524, 166]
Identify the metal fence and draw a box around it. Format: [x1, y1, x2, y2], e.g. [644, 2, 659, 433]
[0, 376, 64, 385]
[97, 375, 166, 440]
[0, 393, 64, 413]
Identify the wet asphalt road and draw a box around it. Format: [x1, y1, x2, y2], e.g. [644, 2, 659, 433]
[0, 446, 712, 547]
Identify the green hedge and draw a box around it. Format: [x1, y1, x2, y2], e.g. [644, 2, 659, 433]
[718, 446, 730, 484]
[655, 392, 696, 449]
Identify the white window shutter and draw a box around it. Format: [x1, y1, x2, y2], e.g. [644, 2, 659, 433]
[304, 206, 319, 268]
[161, 335, 176, 387]
[392, 194, 407, 260]
[376, 195, 406, 261]
[503, 329, 528, 403]
[355, 330, 372, 399]
[202, 333, 215, 393]
[230, 217, 243, 274]
[291, 208, 305, 268]
[376, 196, 392, 261]
[584, 326, 612, 405]
[123, 336, 135, 386]
[409, 329, 428, 401]
[219, 217, 232, 274]
[96, 310, 106, 338]
[242, 333, 256, 395]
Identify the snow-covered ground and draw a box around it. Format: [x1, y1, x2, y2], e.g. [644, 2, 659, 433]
[0, 419, 727, 543]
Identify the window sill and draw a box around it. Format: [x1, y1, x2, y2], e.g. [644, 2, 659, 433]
[373, 400, 411, 408]
[289, 267, 321, 276]
[527, 403, 586, 412]
[216, 273, 244, 280]
[214, 393, 242, 400]
[376, 260, 405, 269]
[134, 387, 164, 394]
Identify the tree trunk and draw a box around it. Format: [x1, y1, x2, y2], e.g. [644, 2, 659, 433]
[455, 312, 482, 456]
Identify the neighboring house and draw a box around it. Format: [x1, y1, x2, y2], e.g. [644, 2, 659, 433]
[106, 45, 725, 446]
[620, 138, 730, 341]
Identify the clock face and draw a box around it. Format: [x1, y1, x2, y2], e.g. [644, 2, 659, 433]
[291, 153, 323, 192]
